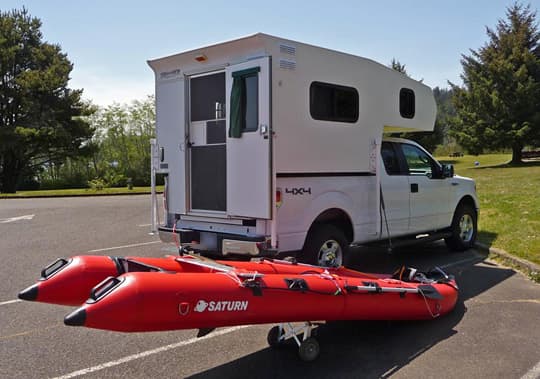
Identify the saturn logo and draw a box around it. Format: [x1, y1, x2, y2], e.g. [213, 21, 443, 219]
[194, 300, 209, 313]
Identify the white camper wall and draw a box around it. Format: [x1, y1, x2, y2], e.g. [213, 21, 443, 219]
[259, 34, 436, 174]
[267, 39, 380, 174]
[154, 74, 186, 214]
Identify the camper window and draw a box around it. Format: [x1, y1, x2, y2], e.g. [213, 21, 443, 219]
[309, 82, 358, 123]
[399, 88, 415, 119]
[190, 72, 226, 122]
[229, 67, 260, 138]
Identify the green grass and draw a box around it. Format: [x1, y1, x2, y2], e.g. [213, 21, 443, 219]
[438, 154, 540, 266]
[0, 186, 164, 198]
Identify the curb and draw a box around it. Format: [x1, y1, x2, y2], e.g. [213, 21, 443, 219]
[475, 242, 540, 280]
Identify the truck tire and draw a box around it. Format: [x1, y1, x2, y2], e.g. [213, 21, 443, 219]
[301, 224, 348, 267]
[444, 203, 477, 251]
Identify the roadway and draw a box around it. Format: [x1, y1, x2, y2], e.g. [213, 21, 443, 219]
[0, 196, 539, 379]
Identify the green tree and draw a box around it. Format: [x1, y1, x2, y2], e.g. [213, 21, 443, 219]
[450, 2, 540, 162]
[0, 8, 94, 193]
[390, 58, 408, 75]
[88, 96, 155, 186]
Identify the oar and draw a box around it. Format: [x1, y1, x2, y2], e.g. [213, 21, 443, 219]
[344, 282, 443, 300]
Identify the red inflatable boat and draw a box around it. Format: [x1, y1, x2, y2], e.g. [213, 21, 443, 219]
[19, 254, 458, 361]
[61, 260, 458, 332]
[18, 254, 379, 306]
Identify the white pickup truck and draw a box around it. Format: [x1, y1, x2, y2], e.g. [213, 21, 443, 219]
[148, 33, 479, 266]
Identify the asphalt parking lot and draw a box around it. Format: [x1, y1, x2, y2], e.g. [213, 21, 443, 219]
[1, 196, 539, 379]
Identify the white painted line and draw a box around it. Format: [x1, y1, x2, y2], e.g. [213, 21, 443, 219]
[87, 241, 161, 253]
[51, 325, 248, 379]
[439, 256, 481, 269]
[521, 360, 540, 379]
[0, 299, 21, 306]
[138, 223, 152, 227]
[0, 214, 35, 223]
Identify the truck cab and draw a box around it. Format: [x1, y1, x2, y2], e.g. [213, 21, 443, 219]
[380, 138, 478, 250]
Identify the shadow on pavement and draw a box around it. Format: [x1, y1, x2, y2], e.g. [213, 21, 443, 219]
[189, 246, 516, 379]
[477, 231, 498, 248]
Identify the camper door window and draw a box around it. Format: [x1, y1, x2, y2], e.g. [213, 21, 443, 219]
[309, 81, 359, 123]
[229, 67, 260, 138]
[190, 73, 226, 122]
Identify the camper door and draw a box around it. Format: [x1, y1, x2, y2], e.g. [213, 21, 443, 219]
[226, 57, 271, 219]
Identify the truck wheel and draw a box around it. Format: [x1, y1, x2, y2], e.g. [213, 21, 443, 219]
[445, 204, 477, 251]
[301, 225, 348, 267]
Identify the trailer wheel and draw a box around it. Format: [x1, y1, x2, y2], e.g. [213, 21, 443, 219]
[301, 225, 348, 267]
[444, 203, 477, 251]
[267, 326, 283, 348]
[298, 337, 320, 362]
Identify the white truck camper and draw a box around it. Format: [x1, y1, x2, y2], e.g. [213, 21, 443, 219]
[148, 33, 479, 266]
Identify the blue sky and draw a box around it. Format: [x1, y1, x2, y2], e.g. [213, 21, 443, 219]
[3, 0, 539, 106]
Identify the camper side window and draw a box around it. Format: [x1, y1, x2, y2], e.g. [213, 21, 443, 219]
[399, 88, 415, 119]
[309, 82, 359, 123]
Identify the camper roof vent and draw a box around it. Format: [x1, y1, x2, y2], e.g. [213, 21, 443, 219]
[279, 59, 296, 70]
[279, 43, 296, 56]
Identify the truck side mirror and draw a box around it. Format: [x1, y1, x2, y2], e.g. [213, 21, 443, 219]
[442, 164, 454, 178]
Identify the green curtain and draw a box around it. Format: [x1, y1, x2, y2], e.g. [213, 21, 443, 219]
[229, 76, 244, 138]
[229, 67, 260, 138]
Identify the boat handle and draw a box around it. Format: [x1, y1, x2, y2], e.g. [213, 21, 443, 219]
[87, 276, 123, 303]
[40, 258, 69, 280]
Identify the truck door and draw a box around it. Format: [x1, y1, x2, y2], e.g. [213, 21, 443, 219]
[380, 142, 410, 236]
[399, 143, 451, 232]
[225, 57, 272, 219]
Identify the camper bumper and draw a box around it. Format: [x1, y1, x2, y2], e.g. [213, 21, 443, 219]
[157, 226, 277, 257]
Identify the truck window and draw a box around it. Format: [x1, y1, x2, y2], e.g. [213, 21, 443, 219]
[309, 81, 358, 123]
[381, 142, 402, 175]
[401, 143, 435, 176]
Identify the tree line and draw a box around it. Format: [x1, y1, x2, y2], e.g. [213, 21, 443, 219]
[1, 4, 540, 193]
[23, 97, 157, 191]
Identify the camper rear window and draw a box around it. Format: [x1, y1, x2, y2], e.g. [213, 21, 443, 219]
[309, 82, 359, 123]
[399, 88, 415, 119]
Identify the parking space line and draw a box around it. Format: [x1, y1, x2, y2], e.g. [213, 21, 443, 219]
[0, 323, 62, 341]
[0, 299, 21, 306]
[87, 241, 160, 253]
[521, 360, 540, 379]
[439, 255, 482, 269]
[51, 325, 248, 379]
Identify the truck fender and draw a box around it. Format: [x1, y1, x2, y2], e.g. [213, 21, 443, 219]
[301, 191, 355, 242]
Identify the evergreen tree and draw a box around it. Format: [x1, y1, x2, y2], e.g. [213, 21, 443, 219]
[0, 8, 94, 192]
[451, 2, 540, 162]
[390, 58, 408, 75]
